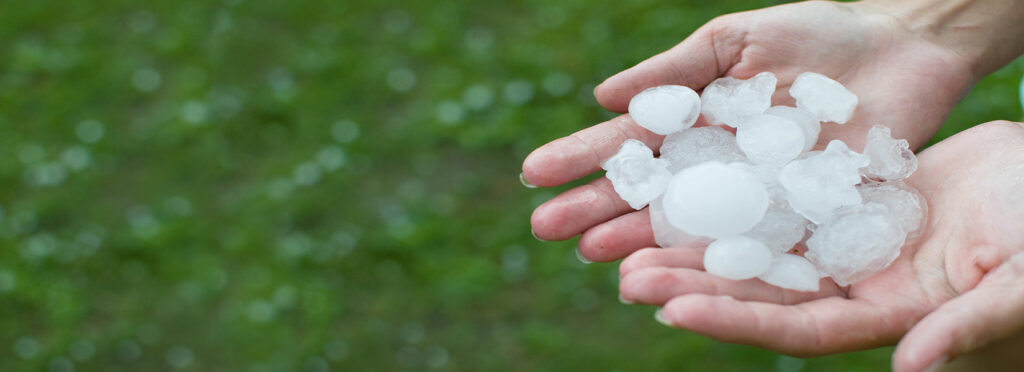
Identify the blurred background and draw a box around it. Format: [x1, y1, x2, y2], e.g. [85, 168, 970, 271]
[0, 0, 1021, 371]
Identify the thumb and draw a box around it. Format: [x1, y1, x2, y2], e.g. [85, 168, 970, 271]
[594, 16, 746, 112]
[892, 250, 1024, 372]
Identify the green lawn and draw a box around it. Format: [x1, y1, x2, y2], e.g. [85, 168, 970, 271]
[0, 0, 1021, 370]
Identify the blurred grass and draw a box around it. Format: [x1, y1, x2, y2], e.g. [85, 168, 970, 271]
[0, 0, 1020, 371]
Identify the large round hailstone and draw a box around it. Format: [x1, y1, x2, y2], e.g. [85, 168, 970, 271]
[703, 236, 773, 280]
[628, 85, 701, 135]
[662, 162, 770, 237]
[736, 114, 806, 164]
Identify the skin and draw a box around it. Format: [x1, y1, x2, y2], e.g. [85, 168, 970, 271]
[521, 1, 1024, 371]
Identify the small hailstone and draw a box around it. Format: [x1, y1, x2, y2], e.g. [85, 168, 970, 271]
[744, 204, 809, 254]
[779, 140, 870, 223]
[736, 114, 806, 165]
[758, 254, 820, 292]
[701, 72, 777, 128]
[659, 126, 746, 173]
[703, 236, 773, 280]
[628, 85, 701, 135]
[862, 125, 917, 180]
[765, 106, 820, 152]
[662, 162, 769, 238]
[789, 72, 858, 124]
[805, 203, 906, 286]
[858, 181, 928, 244]
[602, 139, 672, 209]
[648, 196, 713, 248]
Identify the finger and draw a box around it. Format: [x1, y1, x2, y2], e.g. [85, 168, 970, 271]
[530, 176, 633, 241]
[619, 247, 706, 278]
[892, 251, 1024, 372]
[521, 114, 663, 187]
[594, 16, 745, 112]
[621, 267, 838, 306]
[577, 210, 656, 262]
[658, 294, 906, 356]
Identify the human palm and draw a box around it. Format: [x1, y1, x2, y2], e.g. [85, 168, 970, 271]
[617, 121, 1024, 371]
[522, 1, 974, 261]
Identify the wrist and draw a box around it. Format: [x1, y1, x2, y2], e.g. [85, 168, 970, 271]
[856, 0, 1024, 80]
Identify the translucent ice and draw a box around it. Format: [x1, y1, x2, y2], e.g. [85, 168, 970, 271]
[862, 126, 917, 181]
[858, 181, 928, 243]
[745, 204, 809, 254]
[701, 72, 777, 128]
[660, 126, 746, 173]
[765, 106, 820, 152]
[703, 236, 773, 280]
[662, 162, 769, 238]
[758, 254, 820, 292]
[779, 140, 870, 223]
[736, 114, 806, 165]
[648, 196, 713, 248]
[628, 85, 702, 135]
[602, 139, 672, 209]
[789, 72, 858, 124]
[730, 162, 786, 203]
[806, 203, 906, 286]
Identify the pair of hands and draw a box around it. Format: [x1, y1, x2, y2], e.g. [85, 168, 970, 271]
[522, 2, 1024, 371]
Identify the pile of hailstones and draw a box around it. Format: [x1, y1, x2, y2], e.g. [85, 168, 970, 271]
[603, 72, 926, 291]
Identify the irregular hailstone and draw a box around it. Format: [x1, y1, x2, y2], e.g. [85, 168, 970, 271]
[779, 140, 870, 223]
[662, 162, 769, 238]
[703, 236, 773, 280]
[602, 139, 672, 209]
[730, 162, 786, 203]
[758, 254, 820, 292]
[806, 203, 906, 286]
[862, 125, 917, 180]
[736, 114, 806, 165]
[648, 196, 713, 248]
[700, 72, 777, 128]
[659, 126, 746, 173]
[765, 106, 820, 152]
[744, 204, 809, 254]
[628, 85, 702, 135]
[858, 181, 928, 244]
[789, 72, 858, 124]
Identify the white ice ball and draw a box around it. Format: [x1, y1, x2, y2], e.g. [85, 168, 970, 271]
[704, 236, 773, 280]
[662, 162, 769, 238]
[628, 85, 701, 135]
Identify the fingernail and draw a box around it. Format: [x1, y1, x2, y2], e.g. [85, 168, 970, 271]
[519, 173, 537, 188]
[531, 229, 546, 242]
[575, 248, 592, 264]
[922, 356, 948, 372]
[654, 309, 672, 326]
[618, 294, 634, 305]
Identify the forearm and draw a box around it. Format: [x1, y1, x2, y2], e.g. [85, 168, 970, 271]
[859, 0, 1024, 80]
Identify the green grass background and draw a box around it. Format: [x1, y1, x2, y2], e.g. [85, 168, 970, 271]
[0, 0, 1021, 371]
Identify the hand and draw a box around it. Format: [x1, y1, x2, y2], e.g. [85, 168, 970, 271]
[523, 1, 975, 261]
[617, 121, 1024, 372]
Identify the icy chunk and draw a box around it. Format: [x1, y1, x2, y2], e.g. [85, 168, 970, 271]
[703, 236, 773, 280]
[745, 204, 809, 254]
[701, 72, 777, 128]
[765, 106, 820, 152]
[663, 162, 769, 238]
[789, 72, 858, 124]
[758, 254, 820, 292]
[602, 139, 672, 209]
[862, 126, 917, 180]
[628, 85, 702, 135]
[649, 196, 713, 248]
[736, 114, 806, 164]
[806, 203, 906, 286]
[779, 140, 869, 223]
[858, 181, 928, 244]
[660, 126, 746, 173]
[730, 162, 786, 203]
